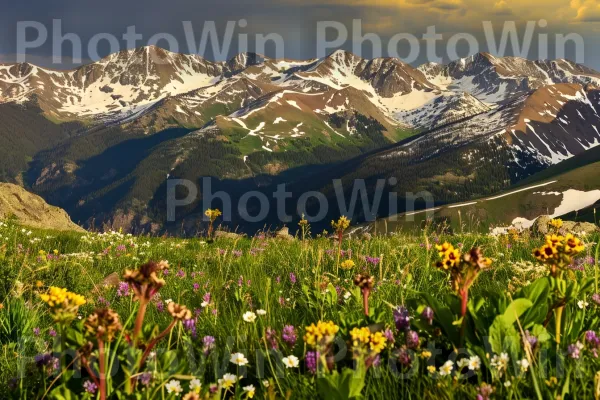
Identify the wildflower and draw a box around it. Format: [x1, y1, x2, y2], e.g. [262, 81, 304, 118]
[168, 302, 192, 321]
[265, 327, 279, 349]
[549, 218, 563, 229]
[282, 325, 297, 347]
[518, 358, 529, 372]
[420, 350, 432, 359]
[393, 306, 411, 331]
[593, 293, 600, 306]
[49, 329, 57, 337]
[39, 287, 86, 323]
[305, 351, 319, 374]
[354, 273, 374, 316]
[491, 353, 510, 376]
[304, 321, 339, 350]
[369, 331, 387, 354]
[384, 328, 395, 345]
[282, 355, 299, 368]
[468, 356, 481, 371]
[504, 380, 512, 388]
[568, 341, 584, 359]
[343, 291, 352, 301]
[176, 269, 185, 278]
[435, 242, 460, 269]
[289, 273, 297, 284]
[365, 256, 380, 266]
[586, 330, 600, 347]
[427, 365, 436, 374]
[166, 379, 183, 395]
[243, 311, 257, 323]
[406, 330, 419, 349]
[340, 260, 355, 270]
[478, 383, 494, 400]
[218, 373, 237, 390]
[243, 384, 256, 398]
[421, 306, 434, 325]
[83, 380, 98, 394]
[578, 300, 589, 309]
[439, 360, 453, 376]
[204, 209, 222, 221]
[524, 330, 538, 349]
[33, 327, 40, 336]
[202, 336, 216, 355]
[350, 327, 371, 346]
[331, 216, 351, 233]
[256, 309, 267, 316]
[122, 260, 168, 301]
[230, 352, 249, 366]
[84, 308, 123, 342]
[138, 372, 152, 386]
[183, 393, 200, 400]
[456, 358, 469, 369]
[183, 318, 196, 338]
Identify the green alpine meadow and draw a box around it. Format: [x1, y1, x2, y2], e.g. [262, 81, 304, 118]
[1, 215, 600, 399]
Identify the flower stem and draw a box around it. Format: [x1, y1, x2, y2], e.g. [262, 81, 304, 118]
[98, 339, 106, 400]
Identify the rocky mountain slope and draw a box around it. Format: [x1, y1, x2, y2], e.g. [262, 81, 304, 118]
[0, 183, 83, 231]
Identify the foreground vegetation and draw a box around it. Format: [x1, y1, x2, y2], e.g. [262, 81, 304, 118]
[0, 216, 599, 399]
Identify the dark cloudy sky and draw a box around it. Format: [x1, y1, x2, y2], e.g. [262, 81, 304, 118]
[1, 0, 600, 70]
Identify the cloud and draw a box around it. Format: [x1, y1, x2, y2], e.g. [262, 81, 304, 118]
[571, 0, 600, 22]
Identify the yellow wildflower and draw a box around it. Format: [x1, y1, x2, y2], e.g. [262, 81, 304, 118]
[350, 327, 371, 346]
[369, 331, 387, 354]
[331, 216, 351, 232]
[340, 260, 355, 270]
[304, 321, 339, 349]
[549, 219, 563, 229]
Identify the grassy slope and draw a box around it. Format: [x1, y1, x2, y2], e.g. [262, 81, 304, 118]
[373, 147, 600, 234]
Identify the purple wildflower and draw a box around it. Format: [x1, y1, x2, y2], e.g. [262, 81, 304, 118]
[524, 330, 538, 349]
[282, 325, 297, 347]
[232, 250, 242, 258]
[138, 372, 152, 386]
[305, 351, 319, 374]
[421, 307, 434, 325]
[83, 380, 98, 394]
[265, 328, 278, 350]
[406, 330, 419, 349]
[395, 347, 411, 367]
[568, 342, 583, 359]
[592, 293, 600, 306]
[176, 269, 185, 278]
[365, 256, 380, 266]
[156, 301, 164, 312]
[202, 336, 216, 355]
[97, 297, 110, 307]
[117, 282, 130, 297]
[33, 327, 40, 336]
[585, 331, 600, 347]
[393, 306, 410, 331]
[289, 273, 297, 284]
[384, 328, 395, 345]
[193, 283, 200, 292]
[183, 318, 196, 338]
[49, 329, 57, 337]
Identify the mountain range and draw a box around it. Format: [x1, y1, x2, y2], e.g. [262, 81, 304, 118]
[2, 46, 600, 233]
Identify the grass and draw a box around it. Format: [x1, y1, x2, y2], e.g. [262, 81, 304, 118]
[0, 219, 599, 399]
